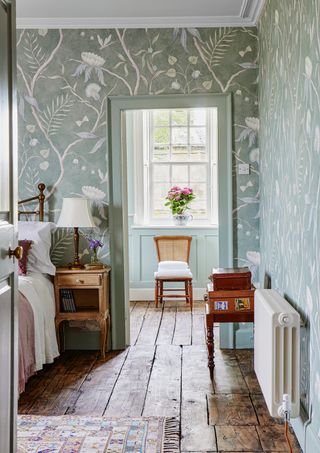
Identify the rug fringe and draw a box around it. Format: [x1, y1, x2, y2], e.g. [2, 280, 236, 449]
[163, 417, 180, 453]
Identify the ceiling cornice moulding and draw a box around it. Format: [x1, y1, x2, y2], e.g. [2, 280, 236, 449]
[17, 0, 266, 29]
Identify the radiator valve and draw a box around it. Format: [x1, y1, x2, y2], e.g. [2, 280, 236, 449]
[278, 393, 291, 420]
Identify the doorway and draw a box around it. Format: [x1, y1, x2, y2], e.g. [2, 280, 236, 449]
[107, 94, 233, 350]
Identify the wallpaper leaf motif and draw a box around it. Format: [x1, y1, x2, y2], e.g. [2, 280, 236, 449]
[40, 93, 75, 137]
[17, 27, 259, 275]
[259, 0, 320, 442]
[200, 28, 238, 67]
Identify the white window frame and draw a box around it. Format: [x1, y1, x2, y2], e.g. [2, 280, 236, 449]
[133, 108, 218, 227]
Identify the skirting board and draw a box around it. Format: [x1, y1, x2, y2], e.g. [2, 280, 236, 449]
[130, 287, 206, 301]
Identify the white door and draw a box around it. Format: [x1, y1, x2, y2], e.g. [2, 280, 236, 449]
[0, 1, 18, 452]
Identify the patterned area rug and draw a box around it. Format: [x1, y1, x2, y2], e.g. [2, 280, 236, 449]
[17, 415, 180, 452]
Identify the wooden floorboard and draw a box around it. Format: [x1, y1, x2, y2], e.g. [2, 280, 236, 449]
[68, 350, 129, 416]
[215, 426, 262, 451]
[130, 301, 149, 345]
[135, 304, 163, 345]
[103, 345, 155, 416]
[213, 349, 249, 395]
[19, 351, 97, 414]
[207, 394, 258, 426]
[172, 305, 192, 346]
[18, 300, 302, 452]
[181, 345, 216, 452]
[156, 304, 177, 345]
[143, 344, 181, 417]
[192, 313, 206, 345]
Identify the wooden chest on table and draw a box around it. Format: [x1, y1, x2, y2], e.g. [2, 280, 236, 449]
[210, 266, 252, 291]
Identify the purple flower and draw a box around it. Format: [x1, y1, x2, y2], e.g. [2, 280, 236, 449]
[88, 238, 103, 250]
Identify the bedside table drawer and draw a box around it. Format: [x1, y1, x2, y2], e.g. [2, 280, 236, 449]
[57, 273, 101, 287]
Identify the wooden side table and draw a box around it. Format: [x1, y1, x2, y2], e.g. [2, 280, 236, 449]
[54, 266, 111, 357]
[205, 283, 255, 379]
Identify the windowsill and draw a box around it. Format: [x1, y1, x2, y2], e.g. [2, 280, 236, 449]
[130, 224, 218, 230]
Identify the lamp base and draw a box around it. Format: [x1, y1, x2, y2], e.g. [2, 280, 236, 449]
[70, 227, 83, 270]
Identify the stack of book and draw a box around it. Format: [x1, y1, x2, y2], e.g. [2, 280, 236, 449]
[61, 289, 76, 312]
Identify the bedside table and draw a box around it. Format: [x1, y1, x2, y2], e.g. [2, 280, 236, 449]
[54, 266, 111, 357]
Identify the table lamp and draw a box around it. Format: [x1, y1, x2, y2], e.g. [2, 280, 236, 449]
[57, 197, 96, 269]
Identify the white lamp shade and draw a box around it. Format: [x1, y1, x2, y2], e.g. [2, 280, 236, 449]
[57, 198, 96, 228]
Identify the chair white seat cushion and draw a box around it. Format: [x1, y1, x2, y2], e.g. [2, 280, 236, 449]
[154, 269, 193, 279]
[158, 261, 189, 270]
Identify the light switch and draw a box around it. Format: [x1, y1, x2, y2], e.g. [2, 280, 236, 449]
[238, 163, 250, 175]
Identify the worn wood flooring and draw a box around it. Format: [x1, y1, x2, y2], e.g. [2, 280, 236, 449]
[19, 300, 301, 452]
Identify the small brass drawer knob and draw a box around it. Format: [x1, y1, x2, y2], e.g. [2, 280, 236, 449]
[76, 279, 84, 284]
[9, 246, 23, 261]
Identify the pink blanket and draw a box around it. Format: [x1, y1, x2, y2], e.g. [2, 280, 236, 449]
[19, 292, 36, 394]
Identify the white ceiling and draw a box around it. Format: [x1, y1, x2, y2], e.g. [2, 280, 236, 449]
[16, 0, 266, 28]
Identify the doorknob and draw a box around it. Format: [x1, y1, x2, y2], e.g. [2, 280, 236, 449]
[8, 246, 23, 260]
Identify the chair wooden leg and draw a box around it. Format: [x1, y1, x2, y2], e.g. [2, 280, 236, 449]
[188, 280, 193, 311]
[155, 279, 160, 307]
[160, 280, 164, 305]
[185, 280, 189, 305]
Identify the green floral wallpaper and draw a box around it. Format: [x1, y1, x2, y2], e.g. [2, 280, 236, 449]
[17, 27, 260, 275]
[259, 0, 320, 447]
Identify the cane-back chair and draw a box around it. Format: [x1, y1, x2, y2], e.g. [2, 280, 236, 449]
[153, 236, 193, 309]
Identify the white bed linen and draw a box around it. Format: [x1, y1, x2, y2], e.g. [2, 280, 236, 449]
[18, 274, 59, 370]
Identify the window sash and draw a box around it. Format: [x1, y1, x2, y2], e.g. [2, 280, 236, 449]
[150, 109, 208, 163]
[149, 162, 210, 222]
[133, 108, 218, 226]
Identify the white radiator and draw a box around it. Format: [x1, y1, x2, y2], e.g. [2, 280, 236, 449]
[254, 289, 300, 418]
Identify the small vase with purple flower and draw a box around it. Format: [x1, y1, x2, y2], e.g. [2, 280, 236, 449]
[85, 236, 104, 269]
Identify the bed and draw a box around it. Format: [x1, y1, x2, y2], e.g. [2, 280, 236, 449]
[18, 184, 59, 393]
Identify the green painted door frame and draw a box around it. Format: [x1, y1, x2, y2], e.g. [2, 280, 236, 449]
[107, 94, 233, 349]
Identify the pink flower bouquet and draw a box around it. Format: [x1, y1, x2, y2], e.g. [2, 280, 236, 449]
[165, 186, 196, 215]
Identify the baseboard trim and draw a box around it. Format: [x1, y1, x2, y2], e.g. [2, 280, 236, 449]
[130, 287, 206, 301]
[291, 405, 320, 453]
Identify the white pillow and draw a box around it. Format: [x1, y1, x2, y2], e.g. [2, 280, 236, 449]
[18, 221, 57, 275]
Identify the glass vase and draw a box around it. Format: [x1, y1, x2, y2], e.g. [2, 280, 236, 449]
[91, 248, 99, 264]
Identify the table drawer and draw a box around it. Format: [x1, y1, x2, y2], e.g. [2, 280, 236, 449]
[57, 273, 101, 287]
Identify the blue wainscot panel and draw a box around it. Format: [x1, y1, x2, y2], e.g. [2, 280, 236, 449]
[129, 225, 219, 299]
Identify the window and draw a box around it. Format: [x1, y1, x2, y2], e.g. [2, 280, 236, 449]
[132, 108, 218, 226]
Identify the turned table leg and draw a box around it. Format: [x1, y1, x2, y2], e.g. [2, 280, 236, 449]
[99, 318, 107, 358]
[206, 313, 214, 380]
